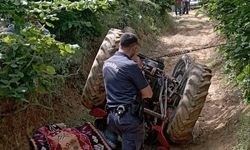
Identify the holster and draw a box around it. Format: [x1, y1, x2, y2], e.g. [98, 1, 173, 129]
[131, 94, 144, 122]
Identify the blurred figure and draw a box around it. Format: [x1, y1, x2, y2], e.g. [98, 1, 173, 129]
[175, 0, 183, 16]
[183, 0, 190, 14]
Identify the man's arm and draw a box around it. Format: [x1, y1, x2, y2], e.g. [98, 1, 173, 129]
[140, 85, 153, 99]
[133, 56, 153, 99]
[128, 62, 153, 99]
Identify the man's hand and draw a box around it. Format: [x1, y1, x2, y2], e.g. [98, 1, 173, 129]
[132, 55, 143, 69]
[140, 85, 153, 99]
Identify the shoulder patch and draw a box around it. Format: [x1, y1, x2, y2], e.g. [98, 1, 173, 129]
[104, 62, 119, 72]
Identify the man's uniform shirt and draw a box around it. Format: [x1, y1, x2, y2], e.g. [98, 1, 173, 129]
[103, 51, 148, 107]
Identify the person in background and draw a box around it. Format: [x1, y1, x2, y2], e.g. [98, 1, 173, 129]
[183, 0, 190, 14]
[175, 0, 183, 16]
[103, 32, 153, 150]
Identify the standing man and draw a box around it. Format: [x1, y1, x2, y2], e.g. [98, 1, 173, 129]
[103, 32, 153, 150]
[183, 0, 190, 14]
[175, 0, 183, 16]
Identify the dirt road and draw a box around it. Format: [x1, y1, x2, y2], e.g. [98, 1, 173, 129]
[141, 10, 248, 150]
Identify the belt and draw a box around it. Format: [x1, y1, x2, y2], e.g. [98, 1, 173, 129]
[107, 104, 132, 115]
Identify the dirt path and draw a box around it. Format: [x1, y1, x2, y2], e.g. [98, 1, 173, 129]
[142, 10, 248, 150]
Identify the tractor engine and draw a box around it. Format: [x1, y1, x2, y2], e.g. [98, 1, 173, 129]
[138, 54, 177, 144]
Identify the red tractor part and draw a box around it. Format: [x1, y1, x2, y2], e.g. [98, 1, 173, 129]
[89, 108, 107, 118]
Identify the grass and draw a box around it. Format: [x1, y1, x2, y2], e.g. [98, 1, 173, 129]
[233, 111, 250, 150]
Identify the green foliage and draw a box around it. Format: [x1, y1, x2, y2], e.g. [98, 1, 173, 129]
[50, 10, 103, 43]
[204, 0, 250, 103]
[100, 0, 173, 34]
[151, 0, 173, 15]
[0, 26, 77, 101]
[233, 114, 250, 150]
[0, 0, 112, 101]
[32, 0, 113, 43]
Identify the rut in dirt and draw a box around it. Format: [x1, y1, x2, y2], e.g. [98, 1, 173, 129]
[140, 10, 245, 150]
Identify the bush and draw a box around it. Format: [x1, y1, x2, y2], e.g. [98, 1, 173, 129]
[0, 25, 78, 101]
[204, 0, 250, 103]
[0, 0, 111, 101]
[100, 0, 173, 34]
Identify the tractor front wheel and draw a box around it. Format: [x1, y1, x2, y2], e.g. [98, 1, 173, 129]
[166, 57, 212, 144]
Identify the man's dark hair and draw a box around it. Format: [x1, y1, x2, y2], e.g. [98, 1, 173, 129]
[120, 32, 139, 47]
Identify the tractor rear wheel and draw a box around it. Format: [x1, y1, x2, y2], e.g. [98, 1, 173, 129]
[81, 29, 123, 109]
[166, 56, 212, 144]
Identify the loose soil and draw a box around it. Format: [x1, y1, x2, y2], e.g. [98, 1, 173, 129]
[0, 10, 249, 150]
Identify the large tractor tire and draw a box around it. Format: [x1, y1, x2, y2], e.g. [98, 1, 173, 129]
[82, 29, 123, 109]
[167, 56, 212, 144]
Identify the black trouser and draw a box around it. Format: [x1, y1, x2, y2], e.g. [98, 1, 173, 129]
[175, 3, 182, 16]
[183, 1, 190, 14]
[107, 110, 144, 150]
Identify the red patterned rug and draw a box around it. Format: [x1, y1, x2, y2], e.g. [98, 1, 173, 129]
[31, 122, 111, 150]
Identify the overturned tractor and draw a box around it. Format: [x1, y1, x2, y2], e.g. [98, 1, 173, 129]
[82, 28, 212, 149]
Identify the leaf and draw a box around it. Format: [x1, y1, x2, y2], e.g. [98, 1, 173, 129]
[68, 23, 72, 29]
[16, 86, 28, 93]
[58, 44, 64, 50]
[237, 73, 245, 83]
[39, 13, 45, 18]
[45, 66, 56, 75]
[10, 63, 18, 68]
[234, 47, 241, 53]
[244, 22, 250, 28]
[71, 44, 80, 50]
[9, 72, 24, 78]
[65, 44, 73, 53]
[2, 36, 15, 44]
[21, 0, 28, 5]
[50, 17, 59, 21]
[0, 80, 10, 85]
[14, 0, 21, 5]
[83, 21, 92, 27]
[243, 65, 250, 74]
[45, 21, 54, 28]
[9, 78, 20, 84]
